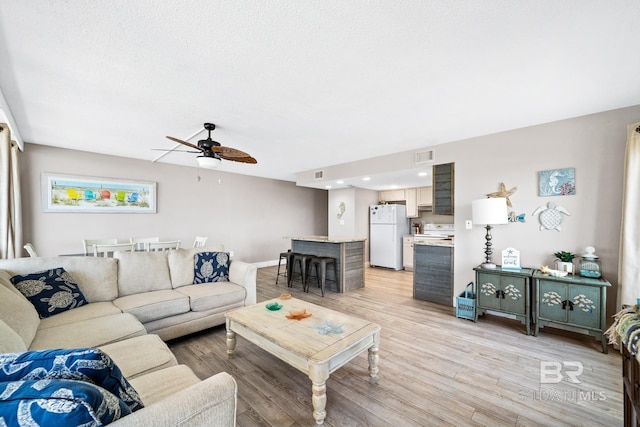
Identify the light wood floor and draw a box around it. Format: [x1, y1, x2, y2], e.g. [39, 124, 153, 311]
[168, 266, 623, 426]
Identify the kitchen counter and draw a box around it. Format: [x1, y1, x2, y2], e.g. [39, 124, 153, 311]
[290, 237, 365, 292]
[288, 236, 367, 243]
[414, 239, 454, 247]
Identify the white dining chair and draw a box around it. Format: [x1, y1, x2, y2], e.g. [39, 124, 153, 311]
[193, 236, 208, 248]
[23, 243, 38, 257]
[93, 243, 136, 257]
[83, 238, 119, 255]
[147, 241, 181, 252]
[130, 236, 160, 251]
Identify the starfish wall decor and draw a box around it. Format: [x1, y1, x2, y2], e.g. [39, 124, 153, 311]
[487, 182, 517, 207]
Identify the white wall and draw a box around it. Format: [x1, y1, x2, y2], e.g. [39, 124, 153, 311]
[21, 144, 328, 263]
[444, 105, 640, 319]
[327, 187, 378, 261]
[327, 188, 356, 238]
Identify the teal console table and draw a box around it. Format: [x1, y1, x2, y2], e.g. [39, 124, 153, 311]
[533, 271, 610, 353]
[474, 267, 534, 335]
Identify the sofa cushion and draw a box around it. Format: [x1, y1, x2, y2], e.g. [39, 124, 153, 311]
[0, 319, 27, 353]
[0, 348, 143, 412]
[38, 302, 123, 330]
[168, 246, 225, 288]
[129, 364, 201, 406]
[113, 290, 190, 323]
[0, 270, 22, 297]
[29, 313, 146, 350]
[99, 334, 177, 379]
[176, 282, 246, 312]
[194, 252, 230, 283]
[0, 282, 40, 350]
[0, 256, 119, 302]
[115, 251, 172, 296]
[11, 268, 89, 318]
[0, 379, 131, 425]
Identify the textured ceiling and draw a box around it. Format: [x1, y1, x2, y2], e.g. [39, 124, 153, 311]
[1, 1, 639, 189]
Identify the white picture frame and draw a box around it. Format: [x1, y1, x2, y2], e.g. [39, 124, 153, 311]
[42, 173, 157, 213]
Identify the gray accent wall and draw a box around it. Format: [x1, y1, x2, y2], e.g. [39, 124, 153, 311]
[20, 144, 328, 263]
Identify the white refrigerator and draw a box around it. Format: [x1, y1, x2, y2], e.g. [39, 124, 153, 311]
[369, 204, 409, 270]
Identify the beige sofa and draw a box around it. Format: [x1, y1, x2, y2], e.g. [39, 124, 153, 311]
[0, 246, 257, 426]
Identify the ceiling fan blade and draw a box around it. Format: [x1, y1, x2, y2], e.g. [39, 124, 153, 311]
[218, 153, 258, 164]
[151, 148, 200, 153]
[166, 136, 203, 151]
[217, 146, 252, 158]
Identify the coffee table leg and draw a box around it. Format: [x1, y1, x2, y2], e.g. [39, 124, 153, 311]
[368, 332, 380, 383]
[226, 319, 236, 359]
[309, 364, 329, 425]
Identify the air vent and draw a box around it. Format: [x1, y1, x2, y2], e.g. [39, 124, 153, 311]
[313, 170, 324, 180]
[414, 149, 435, 164]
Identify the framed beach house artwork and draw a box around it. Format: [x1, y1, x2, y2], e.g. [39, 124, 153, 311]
[538, 167, 576, 196]
[42, 173, 157, 213]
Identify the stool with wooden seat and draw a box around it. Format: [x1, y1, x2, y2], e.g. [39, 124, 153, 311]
[308, 256, 337, 296]
[276, 250, 293, 285]
[288, 253, 313, 290]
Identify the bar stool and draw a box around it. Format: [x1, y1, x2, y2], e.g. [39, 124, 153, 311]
[289, 253, 313, 290]
[308, 256, 337, 296]
[276, 250, 293, 285]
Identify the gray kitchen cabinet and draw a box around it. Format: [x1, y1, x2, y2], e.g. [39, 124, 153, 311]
[433, 163, 454, 215]
[414, 243, 453, 305]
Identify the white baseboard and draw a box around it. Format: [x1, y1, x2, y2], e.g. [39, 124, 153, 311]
[252, 259, 280, 268]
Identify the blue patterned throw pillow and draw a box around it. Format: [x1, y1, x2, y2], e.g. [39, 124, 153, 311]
[11, 267, 89, 318]
[0, 379, 131, 426]
[0, 348, 143, 412]
[194, 252, 230, 283]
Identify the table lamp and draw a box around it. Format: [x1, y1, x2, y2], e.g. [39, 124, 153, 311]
[472, 197, 508, 269]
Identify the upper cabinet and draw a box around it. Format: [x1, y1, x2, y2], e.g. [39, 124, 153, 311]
[377, 189, 419, 218]
[417, 187, 433, 207]
[433, 162, 455, 215]
[405, 188, 418, 218]
[378, 189, 405, 203]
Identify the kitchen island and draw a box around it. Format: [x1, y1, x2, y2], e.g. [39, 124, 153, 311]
[290, 236, 366, 293]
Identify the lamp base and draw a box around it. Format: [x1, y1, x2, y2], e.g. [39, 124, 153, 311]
[481, 262, 497, 269]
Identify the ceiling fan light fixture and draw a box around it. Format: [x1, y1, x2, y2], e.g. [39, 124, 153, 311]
[197, 156, 221, 169]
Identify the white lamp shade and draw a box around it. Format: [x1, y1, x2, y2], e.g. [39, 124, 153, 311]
[197, 156, 221, 169]
[472, 198, 508, 225]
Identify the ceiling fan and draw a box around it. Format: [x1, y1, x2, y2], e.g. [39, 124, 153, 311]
[164, 123, 257, 168]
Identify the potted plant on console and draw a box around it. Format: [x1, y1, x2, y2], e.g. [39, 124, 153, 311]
[553, 251, 576, 274]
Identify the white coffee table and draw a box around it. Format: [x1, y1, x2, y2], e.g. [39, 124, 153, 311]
[225, 297, 381, 425]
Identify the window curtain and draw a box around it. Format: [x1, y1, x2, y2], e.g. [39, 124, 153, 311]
[618, 122, 640, 307]
[0, 123, 23, 259]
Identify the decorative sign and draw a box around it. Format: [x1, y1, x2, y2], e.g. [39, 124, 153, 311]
[538, 167, 575, 196]
[501, 247, 521, 271]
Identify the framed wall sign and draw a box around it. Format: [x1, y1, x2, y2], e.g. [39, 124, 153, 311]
[42, 173, 157, 213]
[538, 167, 576, 196]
